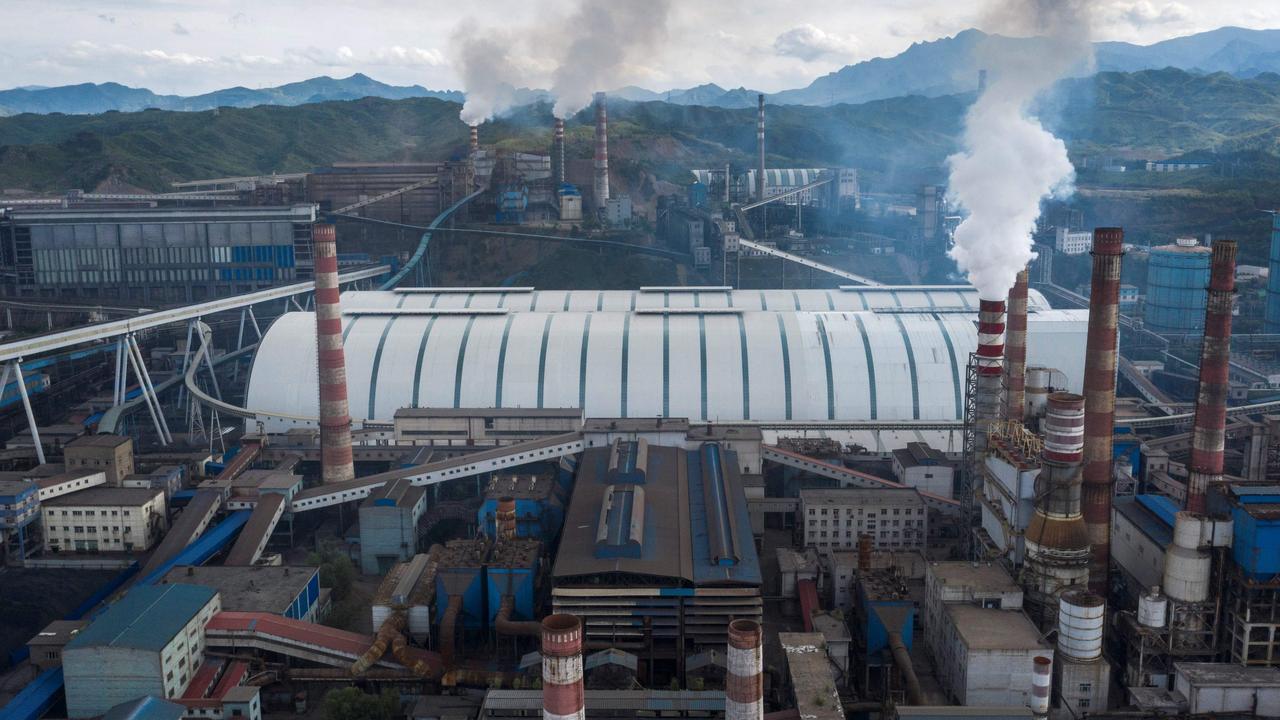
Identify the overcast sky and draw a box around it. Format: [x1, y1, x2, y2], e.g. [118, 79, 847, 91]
[3, 0, 1278, 95]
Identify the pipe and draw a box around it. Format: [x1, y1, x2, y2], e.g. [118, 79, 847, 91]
[493, 595, 541, 637]
[1005, 269, 1029, 423]
[857, 534, 872, 572]
[726, 619, 764, 720]
[1081, 227, 1124, 594]
[593, 92, 609, 212]
[888, 630, 924, 706]
[440, 595, 463, 669]
[496, 496, 517, 541]
[390, 632, 441, 679]
[1030, 655, 1051, 719]
[541, 614, 585, 720]
[352, 612, 404, 675]
[756, 94, 766, 202]
[553, 118, 565, 186]
[312, 223, 356, 484]
[1187, 240, 1237, 513]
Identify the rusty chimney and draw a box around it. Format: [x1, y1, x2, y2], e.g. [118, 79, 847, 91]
[496, 496, 517, 542]
[1005, 269, 1030, 423]
[726, 619, 764, 720]
[469, 124, 479, 154]
[1081, 227, 1124, 594]
[1187, 239, 1237, 513]
[313, 223, 355, 485]
[756, 94, 766, 202]
[593, 92, 609, 212]
[541, 614, 585, 720]
[553, 118, 566, 186]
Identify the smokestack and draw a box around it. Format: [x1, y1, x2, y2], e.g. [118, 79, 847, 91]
[1030, 656, 1052, 719]
[974, 299, 1006, 457]
[1024, 393, 1090, 627]
[1187, 240, 1237, 513]
[756, 94, 766, 202]
[726, 619, 764, 720]
[1081, 227, 1124, 594]
[541, 614, 585, 720]
[469, 125, 479, 154]
[593, 92, 609, 212]
[313, 223, 355, 485]
[553, 118, 566, 186]
[1005, 269, 1029, 423]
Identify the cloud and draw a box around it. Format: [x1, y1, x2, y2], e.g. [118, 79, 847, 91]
[1109, 1, 1192, 26]
[228, 12, 247, 28]
[369, 46, 447, 67]
[172, 22, 190, 36]
[97, 13, 115, 24]
[773, 24, 859, 62]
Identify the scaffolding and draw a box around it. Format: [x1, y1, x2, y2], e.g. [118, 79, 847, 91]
[1226, 564, 1280, 666]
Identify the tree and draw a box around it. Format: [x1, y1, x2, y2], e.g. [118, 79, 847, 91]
[321, 687, 399, 720]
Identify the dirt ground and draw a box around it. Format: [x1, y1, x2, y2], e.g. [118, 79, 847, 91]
[0, 566, 118, 662]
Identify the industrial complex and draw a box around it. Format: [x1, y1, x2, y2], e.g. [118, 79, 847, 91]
[3, 84, 1280, 720]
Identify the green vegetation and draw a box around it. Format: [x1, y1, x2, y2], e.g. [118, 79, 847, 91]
[306, 547, 366, 632]
[321, 687, 399, 720]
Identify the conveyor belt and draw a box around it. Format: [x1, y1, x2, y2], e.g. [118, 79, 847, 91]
[761, 444, 960, 514]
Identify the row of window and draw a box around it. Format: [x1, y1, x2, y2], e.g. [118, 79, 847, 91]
[808, 506, 924, 516]
[52, 525, 131, 534]
[55, 508, 132, 516]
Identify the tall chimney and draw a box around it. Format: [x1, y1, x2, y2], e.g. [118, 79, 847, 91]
[1005, 269, 1029, 423]
[1081, 227, 1124, 594]
[541, 614, 585, 720]
[756, 94, 766, 202]
[313, 223, 355, 485]
[553, 118, 566, 186]
[974, 299, 1006, 457]
[726, 619, 764, 720]
[1030, 656, 1052, 720]
[593, 92, 609, 212]
[1187, 240, 1237, 513]
[469, 124, 479, 155]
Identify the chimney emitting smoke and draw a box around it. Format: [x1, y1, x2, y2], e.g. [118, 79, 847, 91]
[593, 92, 609, 212]
[469, 125, 479, 155]
[1004, 269, 1029, 423]
[553, 118, 566, 186]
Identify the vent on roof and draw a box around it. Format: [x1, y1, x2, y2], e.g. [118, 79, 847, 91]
[595, 485, 645, 559]
[343, 308, 509, 316]
[606, 439, 647, 484]
[394, 287, 533, 294]
[639, 286, 732, 293]
[700, 443, 739, 567]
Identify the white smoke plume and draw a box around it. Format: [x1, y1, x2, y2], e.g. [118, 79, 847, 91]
[453, 22, 527, 126]
[550, 0, 673, 118]
[947, 0, 1097, 300]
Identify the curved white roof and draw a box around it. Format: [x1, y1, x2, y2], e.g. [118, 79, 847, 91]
[339, 286, 1052, 314]
[245, 305, 1088, 431]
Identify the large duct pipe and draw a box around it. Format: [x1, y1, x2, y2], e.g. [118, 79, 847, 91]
[756, 94, 766, 202]
[553, 118, 565, 186]
[469, 125, 479, 154]
[496, 497, 517, 542]
[593, 92, 609, 212]
[1005, 269, 1030, 423]
[494, 595, 541, 637]
[542, 614, 585, 720]
[352, 612, 404, 675]
[888, 630, 924, 706]
[1030, 656, 1052, 719]
[440, 595, 463, 669]
[1187, 240, 1237, 513]
[1081, 227, 1124, 593]
[974, 299, 1006, 457]
[313, 223, 356, 485]
[726, 619, 764, 720]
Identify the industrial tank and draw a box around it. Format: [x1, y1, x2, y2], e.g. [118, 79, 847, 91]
[1145, 238, 1211, 335]
[1163, 512, 1212, 603]
[1057, 590, 1104, 661]
[1138, 586, 1168, 628]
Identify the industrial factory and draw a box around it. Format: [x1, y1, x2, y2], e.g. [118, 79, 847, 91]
[5, 81, 1280, 720]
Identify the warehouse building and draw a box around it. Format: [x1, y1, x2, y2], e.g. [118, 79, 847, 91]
[358, 478, 427, 574]
[159, 565, 323, 622]
[42, 486, 167, 553]
[891, 442, 955, 498]
[64, 434, 134, 485]
[306, 162, 472, 226]
[799, 487, 927, 553]
[552, 441, 761, 660]
[63, 583, 221, 718]
[246, 288, 1089, 432]
[393, 407, 582, 447]
[0, 205, 316, 302]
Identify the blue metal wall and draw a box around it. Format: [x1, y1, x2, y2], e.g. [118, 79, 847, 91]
[486, 562, 538, 623]
[1146, 246, 1210, 334]
[1268, 214, 1280, 333]
[1232, 491, 1280, 578]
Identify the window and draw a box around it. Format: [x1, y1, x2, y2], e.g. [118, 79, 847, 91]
[1078, 683, 1092, 694]
[1078, 699, 1090, 709]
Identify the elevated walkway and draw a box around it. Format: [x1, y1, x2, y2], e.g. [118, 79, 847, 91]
[736, 238, 881, 286]
[223, 493, 285, 566]
[205, 611, 441, 674]
[761, 444, 960, 514]
[137, 488, 223, 580]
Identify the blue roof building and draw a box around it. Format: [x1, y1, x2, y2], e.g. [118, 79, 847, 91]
[102, 696, 187, 720]
[63, 584, 221, 718]
[0, 478, 39, 562]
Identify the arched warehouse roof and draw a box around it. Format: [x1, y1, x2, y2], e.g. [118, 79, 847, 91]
[245, 303, 1088, 432]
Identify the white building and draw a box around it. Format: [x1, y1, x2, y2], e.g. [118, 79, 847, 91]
[891, 442, 954, 498]
[62, 584, 221, 718]
[42, 486, 167, 553]
[799, 487, 926, 554]
[1055, 228, 1093, 255]
[604, 195, 632, 226]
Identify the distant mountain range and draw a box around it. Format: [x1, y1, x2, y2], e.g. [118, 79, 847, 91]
[4, 26, 1280, 116]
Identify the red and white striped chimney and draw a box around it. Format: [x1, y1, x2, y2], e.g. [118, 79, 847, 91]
[756, 94, 766, 202]
[313, 223, 355, 485]
[1005, 269, 1029, 423]
[1030, 656, 1052, 719]
[553, 118, 566, 186]
[974, 299, 1006, 456]
[1188, 239, 1237, 513]
[726, 619, 763, 720]
[541, 614, 585, 720]
[469, 125, 479, 155]
[593, 92, 609, 212]
[1081, 227, 1124, 594]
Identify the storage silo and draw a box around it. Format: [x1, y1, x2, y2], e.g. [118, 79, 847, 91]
[1145, 238, 1211, 335]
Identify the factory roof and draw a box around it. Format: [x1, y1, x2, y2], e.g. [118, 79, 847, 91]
[1175, 662, 1280, 687]
[65, 434, 132, 449]
[684, 424, 764, 442]
[779, 632, 844, 720]
[553, 443, 760, 586]
[246, 297, 1087, 428]
[893, 442, 949, 468]
[102, 696, 187, 720]
[1115, 496, 1174, 547]
[159, 565, 314, 615]
[362, 477, 425, 509]
[894, 708, 1033, 718]
[927, 561, 1021, 594]
[26, 620, 87, 647]
[393, 407, 583, 419]
[582, 417, 691, 433]
[66, 584, 216, 652]
[44, 486, 162, 507]
[484, 474, 557, 501]
[0, 479, 36, 498]
[801, 487, 925, 507]
[947, 605, 1048, 651]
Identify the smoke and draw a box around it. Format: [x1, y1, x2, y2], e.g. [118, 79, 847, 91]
[550, 0, 673, 118]
[946, 0, 1097, 300]
[452, 22, 528, 126]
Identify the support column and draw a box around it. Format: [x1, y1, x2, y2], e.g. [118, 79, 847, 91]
[12, 361, 45, 465]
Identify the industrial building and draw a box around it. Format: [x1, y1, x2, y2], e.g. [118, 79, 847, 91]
[41, 486, 167, 553]
[306, 162, 472, 226]
[799, 487, 927, 553]
[357, 478, 426, 574]
[1145, 237, 1212, 335]
[63, 434, 134, 485]
[891, 442, 954, 498]
[0, 205, 317, 301]
[62, 583, 221, 718]
[393, 407, 582, 447]
[0, 478, 40, 562]
[158, 565, 324, 622]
